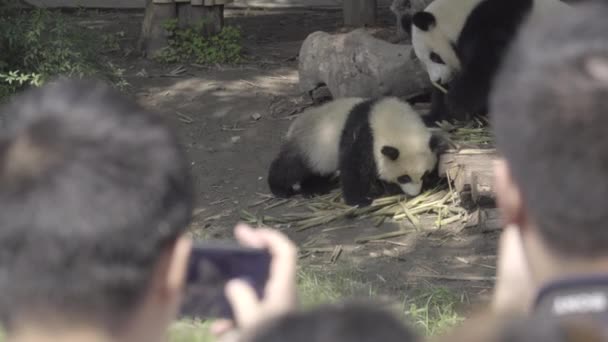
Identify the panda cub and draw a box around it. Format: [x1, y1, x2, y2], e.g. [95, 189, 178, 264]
[268, 97, 439, 207]
[408, 0, 569, 124]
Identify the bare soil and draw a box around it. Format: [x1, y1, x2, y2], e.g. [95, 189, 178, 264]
[84, 7, 499, 314]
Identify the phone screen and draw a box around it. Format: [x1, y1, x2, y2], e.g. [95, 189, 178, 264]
[179, 241, 272, 319]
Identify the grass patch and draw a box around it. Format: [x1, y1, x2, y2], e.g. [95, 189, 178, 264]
[168, 265, 465, 341]
[169, 320, 214, 342]
[154, 19, 243, 65]
[298, 266, 465, 336]
[296, 266, 376, 307]
[404, 287, 466, 336]
[0, 267, 463, 341]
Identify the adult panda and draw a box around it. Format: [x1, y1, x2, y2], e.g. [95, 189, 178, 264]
[408, 0, 569, 124]
[268, 97, 440, 207]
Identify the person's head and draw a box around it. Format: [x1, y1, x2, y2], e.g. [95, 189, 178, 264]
[243, 301, 418, 342]
[491, 1, 608, 283]
[0, 79, 194, 341]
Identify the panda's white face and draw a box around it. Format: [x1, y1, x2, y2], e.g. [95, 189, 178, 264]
[411, 11, 462, 85]
[379, 145, 437, 197]
[400, 178, 424, 197]
[370, 98, 439, 198]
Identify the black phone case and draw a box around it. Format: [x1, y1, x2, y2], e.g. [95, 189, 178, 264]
[179, 241, 272, 319]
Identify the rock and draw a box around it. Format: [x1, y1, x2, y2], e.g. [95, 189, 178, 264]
[298, 29, 430, 99]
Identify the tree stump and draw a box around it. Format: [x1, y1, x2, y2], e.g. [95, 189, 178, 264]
[343, 0, 377, 27]
[139, 0, 232, 59]
[139, 0, 176, 58]
[177, 0, 225, 36]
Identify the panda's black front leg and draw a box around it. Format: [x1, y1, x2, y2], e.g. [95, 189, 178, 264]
[300, 174, 339, 197]
[339, 141, 378, 207]
[340, 165, 377, 207]
[422, 87, 450, 126]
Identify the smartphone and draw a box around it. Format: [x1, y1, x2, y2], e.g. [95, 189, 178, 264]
[179, 241, 272, 319]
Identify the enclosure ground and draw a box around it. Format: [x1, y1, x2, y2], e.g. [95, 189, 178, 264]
[83, 7, 499, 322]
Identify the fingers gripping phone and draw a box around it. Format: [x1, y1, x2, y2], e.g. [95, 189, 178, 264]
[179, 241, 272, 319]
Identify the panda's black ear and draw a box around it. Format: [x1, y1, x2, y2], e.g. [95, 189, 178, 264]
[381, 146, 400, 161]
[412, 11, 436, 31]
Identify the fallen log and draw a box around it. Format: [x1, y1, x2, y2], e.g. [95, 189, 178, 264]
[299, 29, 430, 99]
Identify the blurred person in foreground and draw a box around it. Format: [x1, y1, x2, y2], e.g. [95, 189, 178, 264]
[431, 313, 604, 342]
[490, 0, 608, 323]
[238, 302, 419, 342]
[0, 79, 298, 342]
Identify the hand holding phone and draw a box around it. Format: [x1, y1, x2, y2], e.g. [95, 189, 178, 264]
[209, 224, 299, 339]
[180, 241, 272, 319]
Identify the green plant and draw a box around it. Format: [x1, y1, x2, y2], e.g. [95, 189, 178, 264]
[404, 287, 466, 336]
[102, 33, 121, 53]
[0, 8, 128, 99]
[154, 19, 243, 65]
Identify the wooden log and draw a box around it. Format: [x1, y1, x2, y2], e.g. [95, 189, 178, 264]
[438, 148, 498, 207]
[177, 2, 224, 36]
[438, 149, 498, 191]
[466, 208, 503, 232]
[471, 170, 496, 207]
[139, 0, 176, 58]
[343, 0, 377, 27]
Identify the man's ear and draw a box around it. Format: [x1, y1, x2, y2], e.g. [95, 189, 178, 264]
[494, 158, 525, 229]
[165, 236, 192, 294]
[150, 235, 192, 299]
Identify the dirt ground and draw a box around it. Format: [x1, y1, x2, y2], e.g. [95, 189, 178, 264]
[88, 7, 499, 313]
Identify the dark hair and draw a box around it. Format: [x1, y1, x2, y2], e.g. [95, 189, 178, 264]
[490, 1, 608, 257]
[0, 79, 193, 329]
[246, 301, 419, 342]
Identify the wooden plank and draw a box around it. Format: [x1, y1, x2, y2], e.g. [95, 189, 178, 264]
[343, 0, 377, 27]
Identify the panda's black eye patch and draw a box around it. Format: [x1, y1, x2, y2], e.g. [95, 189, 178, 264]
[429, 52, 445, 65]
[397, 175, 412, 184]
